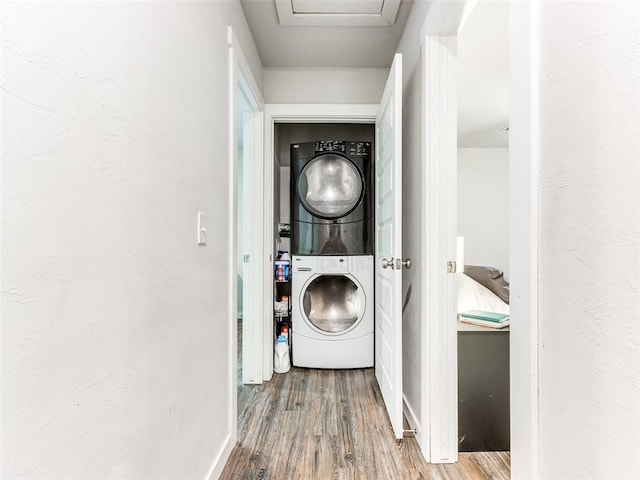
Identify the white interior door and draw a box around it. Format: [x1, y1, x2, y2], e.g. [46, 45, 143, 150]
[375, 53, 404, 440]
[240, 105, 264, 384]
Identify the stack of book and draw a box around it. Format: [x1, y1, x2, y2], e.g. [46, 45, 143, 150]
[459, 310, 510, 329]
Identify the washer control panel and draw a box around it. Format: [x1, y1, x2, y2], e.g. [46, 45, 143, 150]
[293, 255, 373, 274]
[317, 256, 348, 273]
[293, 255, 347, 273]
[349, 255, 373, 273]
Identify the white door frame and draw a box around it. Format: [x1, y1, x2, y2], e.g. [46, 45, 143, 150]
[421, 32, 459, 464]
[508, 2, 540, 477]
[420, 0, 539, 473]
[419, 2, 476, 464]
[228, 26, 264, 446]
[262, 104, 378, 380]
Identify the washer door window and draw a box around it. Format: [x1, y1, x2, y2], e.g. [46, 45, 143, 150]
[298, 154, 363, 219]
[302, 274, 365, 335]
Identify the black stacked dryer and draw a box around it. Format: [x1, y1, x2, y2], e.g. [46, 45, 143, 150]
[291, 140, 373, 256]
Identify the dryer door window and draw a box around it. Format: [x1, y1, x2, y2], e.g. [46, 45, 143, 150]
[298, 154, 363, 219]
[302, 275, 365, 334]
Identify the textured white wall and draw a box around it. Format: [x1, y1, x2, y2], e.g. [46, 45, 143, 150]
[536, 2, 640, 478]
[263, 68, 388, 104]
[1, 2, 261, 478]
[458, 148, 509, 276]
[394, 0, 432, 436]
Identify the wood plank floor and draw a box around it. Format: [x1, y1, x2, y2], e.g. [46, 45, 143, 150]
[222, 366, 510, 479]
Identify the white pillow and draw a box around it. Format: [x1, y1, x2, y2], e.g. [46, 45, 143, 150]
[457, 273, 510, 315]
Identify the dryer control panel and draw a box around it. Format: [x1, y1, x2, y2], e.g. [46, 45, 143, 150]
[314, 140, 346, 154]
[348, 142, 370, 158]
[313, 140, 370, 157]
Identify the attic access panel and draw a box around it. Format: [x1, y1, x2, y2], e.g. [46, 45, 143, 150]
[275, 0, 400, 26]
[293, 0, 383, 14]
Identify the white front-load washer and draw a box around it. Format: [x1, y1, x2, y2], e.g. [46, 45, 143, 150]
[292, 255, 373, 369]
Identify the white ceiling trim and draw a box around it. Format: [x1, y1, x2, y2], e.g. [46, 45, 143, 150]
[275, 0, 401, 26]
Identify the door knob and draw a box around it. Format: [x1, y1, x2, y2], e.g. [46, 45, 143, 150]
[381, 258, 394, 269]
[395, 258, 412, 269]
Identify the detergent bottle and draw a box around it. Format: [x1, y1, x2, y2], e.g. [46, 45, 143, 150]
[273, 335, 291, 373]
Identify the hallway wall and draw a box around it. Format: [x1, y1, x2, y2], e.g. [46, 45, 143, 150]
[263, 68, 387, 104]
[1, 2, 261, 478]
[535, 2, 640, 478]
[510, 2, 640, 478]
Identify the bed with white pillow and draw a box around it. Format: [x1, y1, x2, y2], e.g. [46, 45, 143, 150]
[457, 266, 510, 331]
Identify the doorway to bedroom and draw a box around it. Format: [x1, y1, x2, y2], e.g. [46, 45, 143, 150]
[455, 0, 511, 454]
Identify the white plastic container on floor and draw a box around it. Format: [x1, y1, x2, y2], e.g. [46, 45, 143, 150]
[274, 335, 291, 373]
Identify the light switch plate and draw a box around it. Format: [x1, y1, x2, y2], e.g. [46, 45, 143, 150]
[197, 211, 207, 245]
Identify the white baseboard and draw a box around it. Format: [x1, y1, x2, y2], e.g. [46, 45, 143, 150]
[205, 431, 235, 480]
[403, 393, 422, 433]
[404, 393, 429, 462]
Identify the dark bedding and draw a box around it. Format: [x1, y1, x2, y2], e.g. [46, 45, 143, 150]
[463, 265, 510, 304]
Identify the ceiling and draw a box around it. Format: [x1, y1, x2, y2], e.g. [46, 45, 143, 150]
[240, 0, 509, 147]
[240, 0, 411, 67]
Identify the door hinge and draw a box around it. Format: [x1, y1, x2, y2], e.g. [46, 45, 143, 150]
[447, 260, 456, 273]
